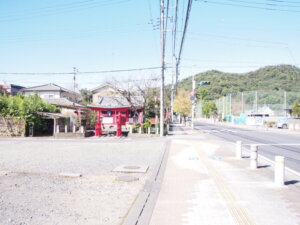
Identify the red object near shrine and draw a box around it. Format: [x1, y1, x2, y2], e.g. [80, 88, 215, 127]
[89, 106, 138, 137]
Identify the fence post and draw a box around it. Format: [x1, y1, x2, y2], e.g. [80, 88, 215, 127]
[139, 127, 142, 134]
[80, 126, 84, 133]
[73, 125, 76, 133]
[275, 156, 285, 186]
[156, 127, 159, 135]
[148, 127, 151, 134]
[236, 141, 242, 159]
[56, 125, 60, 133]
[250, 144, 258, 169]
[129, 126, 132, 134]
[65, 125, 68, 133]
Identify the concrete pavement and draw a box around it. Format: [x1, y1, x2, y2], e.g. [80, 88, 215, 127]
[148, 125, 300, 225]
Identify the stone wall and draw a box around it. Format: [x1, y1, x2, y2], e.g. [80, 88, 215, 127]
[0, 117, 25, 137]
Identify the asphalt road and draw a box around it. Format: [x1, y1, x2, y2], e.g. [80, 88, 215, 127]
[194, 121, 300, 173]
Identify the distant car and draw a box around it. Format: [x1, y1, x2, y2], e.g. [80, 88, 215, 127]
[276, 117, 298, 129]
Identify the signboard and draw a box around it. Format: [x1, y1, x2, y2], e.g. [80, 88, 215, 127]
[190, 96, 195, 101]
[102, 117, 114, 124]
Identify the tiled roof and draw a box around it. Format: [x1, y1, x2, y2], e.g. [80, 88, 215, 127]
[21, 83, 78, 95]
[96, 96, 144, 108]
[44, 98, 84, 107]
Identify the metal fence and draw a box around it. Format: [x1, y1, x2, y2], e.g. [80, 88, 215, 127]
[214, 91, 300, 117]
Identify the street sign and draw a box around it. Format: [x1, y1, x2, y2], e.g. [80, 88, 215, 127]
[190, 96, 195, 100]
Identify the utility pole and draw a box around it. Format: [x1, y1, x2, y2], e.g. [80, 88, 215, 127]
[73, 67, 77, 102]
[160, 0, 165, 137]
[191, 76, 195, 129]
[73, 67, 77, 92]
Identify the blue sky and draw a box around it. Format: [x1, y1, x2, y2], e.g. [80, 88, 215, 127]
[0, 0, 299, 90]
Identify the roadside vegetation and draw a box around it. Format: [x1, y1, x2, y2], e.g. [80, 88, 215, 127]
[0, 94, 57, 135]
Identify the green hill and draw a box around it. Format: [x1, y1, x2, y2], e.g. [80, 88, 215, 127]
[175, 64, 300, 100]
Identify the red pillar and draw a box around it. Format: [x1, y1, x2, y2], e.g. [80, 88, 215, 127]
[95, 111, 102, 136]
[116, 111, 122, 137]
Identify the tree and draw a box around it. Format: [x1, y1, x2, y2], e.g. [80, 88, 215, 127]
[79, 88, 92, 104]
[0, 94, 57, 135]
[173, 89, 192, 118]
[196, 88, 208, 100]
[292, 100, 300, 117]
[202, 101, 217, 118]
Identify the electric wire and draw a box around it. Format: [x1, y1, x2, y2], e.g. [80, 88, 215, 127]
[196, 0, 300, 13]
[0, 0, 132, 23]
[0, 66, 163, 76]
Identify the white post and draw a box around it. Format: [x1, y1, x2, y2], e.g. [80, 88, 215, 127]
[80, 126, 84, 133]
[275, 156, 285, 186]
[167, 123, 170, 131]
[236, 141, 242, 159]
[129, 126, 133, 134]
[73, 125, 76, 133]
[148, 127, 151, 134]
[53, 118, 57, 134]
[56, 125, 60, 133]
[65, 125, 68, 133]
[139, 127, 142, 134]
[250, 144, 258, 169]
[156, 127, 159, 135]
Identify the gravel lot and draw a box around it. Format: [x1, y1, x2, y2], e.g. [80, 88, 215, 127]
[0, 137, 166, 225]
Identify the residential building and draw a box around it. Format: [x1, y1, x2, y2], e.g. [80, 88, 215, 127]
[0, 81, 24, 96]
[91, 83, 120, 105]
[21, 83, 80, 103]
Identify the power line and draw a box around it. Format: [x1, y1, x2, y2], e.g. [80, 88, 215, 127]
[0, 0, 133, 23]
[224, 0, 300, 8]
[187, 31, 289, 46]
[175, 0, 193, 86]
[0, 66, 163, 76]
[265, 0, 300, 4]
[196, 0, 300, 13]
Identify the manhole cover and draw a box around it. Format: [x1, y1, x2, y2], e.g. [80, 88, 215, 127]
[115, 176, 139, 182]
[124, 166, 141, 170]
[112, 165, 149, 173]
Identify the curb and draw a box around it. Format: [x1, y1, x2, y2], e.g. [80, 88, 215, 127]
[122, 140, 170, 225]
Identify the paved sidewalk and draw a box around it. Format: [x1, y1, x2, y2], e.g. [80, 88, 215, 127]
[149, 128, 300, 225]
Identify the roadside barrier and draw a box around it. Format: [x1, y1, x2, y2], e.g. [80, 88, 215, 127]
[250, 145, 258, 169]
[235, 141, 300, 186]
[275, 156, 285, 186]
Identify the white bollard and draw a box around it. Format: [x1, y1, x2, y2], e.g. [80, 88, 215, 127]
[129, 126, 132, 134]
[250, 144, 258, 169]
[275, 156, 285, 186]
[139, 127, 142, 134]
[156, 127, 159, 135]
[56, 125, 60, 133]
[148, 127, 151, 134]
[73, 125, 76, 133]
[236, 141, 242, 159]
[167, 124, 170, 131]
[80, 126, 84, 133]
[65, 125, 68, 133]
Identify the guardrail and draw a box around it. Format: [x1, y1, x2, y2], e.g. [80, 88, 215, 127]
[236, 141, 300, 186]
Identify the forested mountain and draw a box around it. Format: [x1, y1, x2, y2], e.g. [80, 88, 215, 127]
[174, 65, 300, 100]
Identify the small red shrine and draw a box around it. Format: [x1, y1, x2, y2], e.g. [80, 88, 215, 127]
[88, 96, 144, 137]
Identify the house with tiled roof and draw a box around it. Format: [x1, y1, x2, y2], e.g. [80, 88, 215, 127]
[21, 83, 80, 104]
